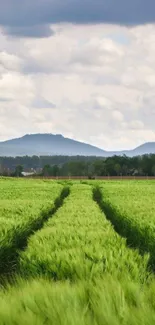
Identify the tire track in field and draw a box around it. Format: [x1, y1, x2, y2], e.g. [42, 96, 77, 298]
[0, 186, 70, 284]
[93, 186, 154, 273]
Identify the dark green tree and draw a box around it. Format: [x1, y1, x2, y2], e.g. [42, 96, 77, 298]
[14, 165, 23, 177]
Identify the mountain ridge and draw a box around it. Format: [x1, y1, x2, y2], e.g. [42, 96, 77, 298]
[0, 133, 155, 157]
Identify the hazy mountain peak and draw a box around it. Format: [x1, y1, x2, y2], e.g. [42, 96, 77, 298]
[0, 134, 155, 157]
[0, 133, 105, 157]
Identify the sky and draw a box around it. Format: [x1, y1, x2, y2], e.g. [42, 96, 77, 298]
[0, 0, 155, 150]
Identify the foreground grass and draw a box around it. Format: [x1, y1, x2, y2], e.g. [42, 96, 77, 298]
[1, 276, 155, 325]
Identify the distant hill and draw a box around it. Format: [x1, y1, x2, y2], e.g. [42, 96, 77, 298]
[0, 134, 155, 157]
[104, 143, 155, 157]
[0, 134, 107, 157]
[126, 142, 155, 156]
[110, 142, 155, 157]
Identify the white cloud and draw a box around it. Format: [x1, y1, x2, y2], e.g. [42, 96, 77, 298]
[112, 110, 124, 122]
[130, 120, 144, 130]
[0, 72, 35, 103]
[1, 23, 155, 150]
[0, 51, 22, 71]
[95, 96, 113, 109]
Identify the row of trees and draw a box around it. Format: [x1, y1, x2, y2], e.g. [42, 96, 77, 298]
[41, 154, 155, 177]
[1, 154, 155, 177]
[0, 155, 99, 172]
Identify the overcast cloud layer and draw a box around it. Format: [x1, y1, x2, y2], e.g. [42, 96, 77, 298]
[0, 1, 155, 150]
[0, 0, 155, 37]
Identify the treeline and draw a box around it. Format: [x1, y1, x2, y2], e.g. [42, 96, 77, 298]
[1, 154, 155, 177]
[0, 155, 101, 172]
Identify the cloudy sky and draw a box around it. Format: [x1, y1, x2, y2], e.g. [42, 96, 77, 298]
[0, 0, 155, 150]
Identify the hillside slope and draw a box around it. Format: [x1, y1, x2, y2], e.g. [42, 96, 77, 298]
[0, 134, 155, 157]
[0, 134, 107, 157]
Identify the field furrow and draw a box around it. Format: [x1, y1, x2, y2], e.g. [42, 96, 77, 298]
[0, 178, 69, 275]
[1, 179, 155, 324]
[19, 184, 149, 283]
[96, 181, 155, 268]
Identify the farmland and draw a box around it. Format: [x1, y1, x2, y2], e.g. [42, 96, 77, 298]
[1, 178, 155, 324]
[95, 181, 155, 267]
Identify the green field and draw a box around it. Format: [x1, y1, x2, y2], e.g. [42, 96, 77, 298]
[1, 178, 155, 324]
